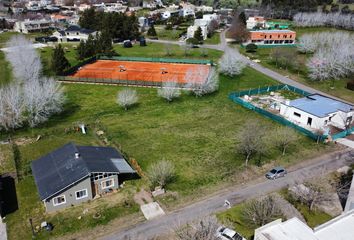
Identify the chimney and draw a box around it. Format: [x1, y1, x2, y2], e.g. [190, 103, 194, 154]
[75, 152, 80, 159]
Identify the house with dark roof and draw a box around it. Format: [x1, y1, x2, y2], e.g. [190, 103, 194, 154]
[31, 143, 135, 212]
[280, 94, 354, 131]
[52, 25, 97, 42]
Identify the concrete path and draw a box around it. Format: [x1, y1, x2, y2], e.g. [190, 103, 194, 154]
[336, 138, 354, 149]
[100, 149, 354, 240]
[0, 218, 7, 240]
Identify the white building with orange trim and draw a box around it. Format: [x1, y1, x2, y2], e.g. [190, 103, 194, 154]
[245, 29, 296, 45]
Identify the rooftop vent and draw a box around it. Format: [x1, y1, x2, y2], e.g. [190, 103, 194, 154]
[75, 152, 80, 159]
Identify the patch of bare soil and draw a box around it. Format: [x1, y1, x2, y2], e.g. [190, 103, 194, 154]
[134, 189, 153, 205]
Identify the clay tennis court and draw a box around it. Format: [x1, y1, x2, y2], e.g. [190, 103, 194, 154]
[71, 60, 211, 84]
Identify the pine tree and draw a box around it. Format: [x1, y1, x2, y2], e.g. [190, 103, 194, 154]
[147, 24, 157, 37]
[194, 26, 204, 43]
[77, 40, 86, 60]
[96, 31, 115, 56]
[51, 44, 70, 75]
[239, 12, 247, 25]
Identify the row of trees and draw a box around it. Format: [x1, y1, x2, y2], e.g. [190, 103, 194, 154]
[297, 32, 354, 82]
[0, 36, 64, 131]
[260, 0, 333, 18]
[115, 67, 220, 110]
[79, 8, 140, 40]
[77, 31, 115, 60]
[293, 12, 354, 30]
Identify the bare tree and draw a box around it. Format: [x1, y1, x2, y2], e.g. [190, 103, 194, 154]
[273, 127, 299, 156]
[291, 179, 333, 211]
[208, 19, 219, 36]
[200, 48, 208, 57]
[241, 195, 283, 227]
[147, 160, 175, 189]
[181, 43, 191, 57]
[158, 80, 181, 102]
[175, 216, 219, 240]
[219, 52, 246, 77]
[237, 121, 268, 167]
[293, 12, 354, 30]
[164, 43, 173, 57]
[186, 67, 219, 97]
[117, 89, 138, 110]
[229, 16, 249, 43]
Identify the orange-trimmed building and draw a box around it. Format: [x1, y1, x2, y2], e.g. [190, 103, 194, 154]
[246, 30, 296, 45]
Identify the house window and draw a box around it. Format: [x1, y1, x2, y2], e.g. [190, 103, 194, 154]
[269, 35, 272, 39]
[294, 112, 301, 118]
[101, 179, 114, 189]
[53, 195, 66, 206]
[75, 189, 88, 200]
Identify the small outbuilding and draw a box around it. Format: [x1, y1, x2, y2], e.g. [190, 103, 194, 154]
[31, 143, 136, 212]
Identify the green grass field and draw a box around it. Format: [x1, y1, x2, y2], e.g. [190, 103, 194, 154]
[0, 32, 334, 239]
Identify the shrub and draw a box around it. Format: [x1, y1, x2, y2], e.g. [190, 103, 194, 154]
[245, 43, 257, 53]
[347, 81, 354, 91]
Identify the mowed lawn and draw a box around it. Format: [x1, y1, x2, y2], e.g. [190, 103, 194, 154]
[0, 37, 333, 239]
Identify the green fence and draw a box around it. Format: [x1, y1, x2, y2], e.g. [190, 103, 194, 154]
[332, 126, 354, 140]
[97, 55, 213, 65]
[240, 44, 298, 48]
[62, 56, 97, 76]
[230, 84, 311, 98]
[58, 76, 187, 88]
[229, 85, 325, 141]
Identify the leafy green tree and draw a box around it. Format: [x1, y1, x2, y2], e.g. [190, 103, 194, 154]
[96, 31, 115, 56]
[246, 43, 258, 52]
[186, 37, 199, 45]
[77, 40, 87, 60]
[51, 44, 70, 75]
[195, 11, 203, 19]
[194, 26, 204, 43]
[147, 24, 157, 37]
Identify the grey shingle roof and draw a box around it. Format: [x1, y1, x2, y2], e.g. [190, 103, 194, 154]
[31, 143, 135, 200]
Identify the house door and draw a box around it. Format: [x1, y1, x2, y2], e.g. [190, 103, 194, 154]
[307, 117, 312, 126]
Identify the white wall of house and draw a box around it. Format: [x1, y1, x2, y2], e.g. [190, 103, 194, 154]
[280, 104, 326, 130]
[330, 111, 354, 129]
[280, 104, 354, 130]
[246, 17, 265, 29]
[14, 20, 51, 34]
[53, 30, 97, 42]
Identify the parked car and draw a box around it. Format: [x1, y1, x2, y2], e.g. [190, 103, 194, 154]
[216, 226, 246, 240]
[265, 167, 287, 180]
[123, 40, 133, 48]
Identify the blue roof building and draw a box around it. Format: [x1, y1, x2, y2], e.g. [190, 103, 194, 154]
[280, 94, 354, 131]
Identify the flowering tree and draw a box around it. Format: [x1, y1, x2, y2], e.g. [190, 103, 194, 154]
[0, 36, 65, 131]
[117, 89, 138, 110]
[185, 67, 219, 97]
[158, 80, 181, 102]
[219, 52, 246, 77]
